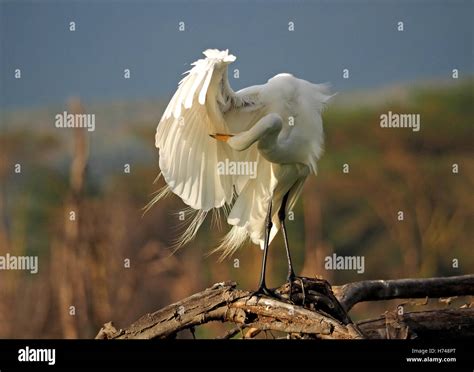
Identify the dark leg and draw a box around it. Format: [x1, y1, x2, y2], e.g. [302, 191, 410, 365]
[278, 191, 295, 280]
[279, 190, 305, 303]
[256, 199, 273, 295]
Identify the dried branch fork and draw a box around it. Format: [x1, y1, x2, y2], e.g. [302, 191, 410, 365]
[96, 274, 474, 340]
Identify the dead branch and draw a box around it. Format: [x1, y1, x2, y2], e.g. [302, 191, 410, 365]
[97, 281, 363, 340]
[97, 274, 473, 340]
[357, 308, 474, 339]
[333, 274, 474, 311]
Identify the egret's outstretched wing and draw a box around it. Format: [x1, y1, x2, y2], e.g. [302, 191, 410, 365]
[155, 49, 239, 211]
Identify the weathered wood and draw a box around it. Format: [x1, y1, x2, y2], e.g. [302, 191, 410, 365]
[97, 281, 363, 340]
[333, 274, 474, 312]
[97, 275, 474, 340]
[358, 308, 474, 340]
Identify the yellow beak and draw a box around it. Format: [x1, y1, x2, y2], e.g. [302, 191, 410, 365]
[209, 133, 234, 142]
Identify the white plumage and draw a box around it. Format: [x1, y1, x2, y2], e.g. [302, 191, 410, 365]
[152, 49, 333, 264]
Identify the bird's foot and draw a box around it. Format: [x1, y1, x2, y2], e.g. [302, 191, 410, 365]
[282, 274, 306, 304]
[276, 275, 330, 305]
[283, 276, 352, 324]
[246, 284, 285, 305]
[253, 285, 274, 297]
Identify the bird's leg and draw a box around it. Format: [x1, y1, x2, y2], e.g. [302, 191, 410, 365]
[279, 190, 305, 303]
[279, 191, 295, 280]
[255, 199, 273, 296]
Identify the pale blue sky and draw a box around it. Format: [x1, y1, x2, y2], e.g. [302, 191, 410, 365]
[1, 0, 472, 108]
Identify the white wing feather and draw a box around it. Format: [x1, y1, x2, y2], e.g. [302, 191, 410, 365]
[156, 49, 241, 211]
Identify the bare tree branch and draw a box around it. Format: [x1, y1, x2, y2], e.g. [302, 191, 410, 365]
[97, 281, 363, 340]
[333, 274, 474, 312]
[97, 275, 473, 340]
[358, 308, 474, 339]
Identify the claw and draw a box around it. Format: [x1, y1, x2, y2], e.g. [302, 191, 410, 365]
[251, 285, 274, 298]
[287, 275, 306, 305]
[247, 285, 287, 305]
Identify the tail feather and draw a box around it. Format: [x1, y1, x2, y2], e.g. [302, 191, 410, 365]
[207, 225, 249, 262]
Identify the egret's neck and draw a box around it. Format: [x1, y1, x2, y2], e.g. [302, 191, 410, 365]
[227, 114, 283, 155]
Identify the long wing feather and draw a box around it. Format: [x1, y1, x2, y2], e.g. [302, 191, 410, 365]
[156, 49, 240, 211]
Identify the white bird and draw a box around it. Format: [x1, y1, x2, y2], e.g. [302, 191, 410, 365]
[151, 49, 333, 294]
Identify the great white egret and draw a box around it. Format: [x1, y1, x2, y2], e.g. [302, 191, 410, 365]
[151, 49, 333, 295]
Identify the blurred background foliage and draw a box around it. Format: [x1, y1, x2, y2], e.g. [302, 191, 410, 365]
[0, 78, 472, 338]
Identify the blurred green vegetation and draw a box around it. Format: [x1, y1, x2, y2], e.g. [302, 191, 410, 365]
[0, 79, 472, 338]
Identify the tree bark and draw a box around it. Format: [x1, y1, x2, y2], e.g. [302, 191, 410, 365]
[332, 274, 474, 311]
[357, 308, 474, 340]
[97, 281, 363, 340]
[96, 274, 473, 340]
